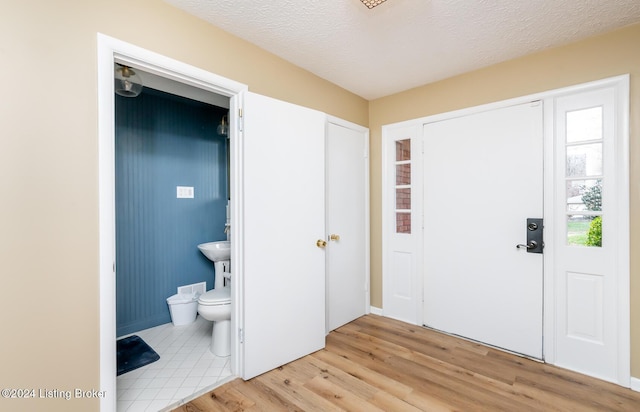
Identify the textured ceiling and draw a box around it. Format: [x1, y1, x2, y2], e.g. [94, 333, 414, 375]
[164, 0, 640, 100]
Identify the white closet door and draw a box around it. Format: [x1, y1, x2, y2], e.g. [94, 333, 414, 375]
[326, 121, 369, 332]
[241, 92, 326, 379]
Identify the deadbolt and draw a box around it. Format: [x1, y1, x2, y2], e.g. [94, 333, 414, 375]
[517, 218, 543, 254]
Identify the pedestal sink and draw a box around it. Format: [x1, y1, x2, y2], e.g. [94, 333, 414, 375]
[196, 241, 232, 357]
[197, 241, 230, 262]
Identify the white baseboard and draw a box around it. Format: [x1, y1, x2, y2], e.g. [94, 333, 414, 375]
[369, 306, 383, 316]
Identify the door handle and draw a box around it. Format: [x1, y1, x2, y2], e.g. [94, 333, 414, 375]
[517, 218, 543, 254]
[329, 234, 340, 241]
[516, 241, 538, 250]
[316, 239, 327, 248]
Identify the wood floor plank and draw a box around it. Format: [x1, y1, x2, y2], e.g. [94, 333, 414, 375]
[295, 355, 380, 401]
[209, 386, 257, 411]
[304, 374, 386, 412]
[402, 389, 467, 412]
[284, 355, 420, 412]
[174, 315, 640, 411]
[347, 317, 515, 385]
[172, 379, 243, 412]
[311, 348, 414, 399]
[254, 365, 345, 412]
[235, 379, 304, 412]
[323, 333, 495, 411]
[328, 326, 527, 409]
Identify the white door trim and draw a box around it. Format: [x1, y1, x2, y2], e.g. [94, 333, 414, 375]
[381, 74, 629, 386]
[614, 76, 631, 386]
[97, 34, 247, 410]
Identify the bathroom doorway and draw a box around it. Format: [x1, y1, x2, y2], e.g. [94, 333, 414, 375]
[115, 70, 230, 337]
[98, 33, 248, 411]
[113, 68, 234, 410]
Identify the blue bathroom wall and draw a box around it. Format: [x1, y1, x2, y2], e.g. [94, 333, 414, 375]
[115, 87, 228, 337]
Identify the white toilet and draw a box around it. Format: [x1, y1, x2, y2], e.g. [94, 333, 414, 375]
[197, 260, 231, 357]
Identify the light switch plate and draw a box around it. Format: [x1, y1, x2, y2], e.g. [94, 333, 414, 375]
[176, 186, 194, 198]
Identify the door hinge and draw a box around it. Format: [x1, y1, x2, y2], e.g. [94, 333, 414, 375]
[239, 328, 244, 343]
[238, 108, 244, 132]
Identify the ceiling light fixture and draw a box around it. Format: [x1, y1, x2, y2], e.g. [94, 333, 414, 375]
[360, 0, 387, 9]
[115, 64, 143, 98]
[217, 113, 229, 137]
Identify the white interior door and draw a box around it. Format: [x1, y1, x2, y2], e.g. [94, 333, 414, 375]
[423, 102, 544, 359]
[326, 121, 369, 332]
[241, 92, 326, 379]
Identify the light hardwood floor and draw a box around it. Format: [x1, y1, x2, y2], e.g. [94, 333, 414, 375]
[173, 314, 640, 411]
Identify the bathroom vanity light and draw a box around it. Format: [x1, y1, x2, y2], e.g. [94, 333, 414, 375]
[115, 64, 143, 97]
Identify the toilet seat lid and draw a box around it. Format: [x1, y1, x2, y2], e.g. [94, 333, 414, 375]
[198, 287, 230, 305]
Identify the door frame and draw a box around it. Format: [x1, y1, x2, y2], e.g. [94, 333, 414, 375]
[97, 34, 247, 410]
[382, 75, 629, 385]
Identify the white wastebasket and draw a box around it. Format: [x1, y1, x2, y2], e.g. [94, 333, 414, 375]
[166, 294, 198, 326]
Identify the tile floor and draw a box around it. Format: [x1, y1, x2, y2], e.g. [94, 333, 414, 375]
[117, 316, 233, 412]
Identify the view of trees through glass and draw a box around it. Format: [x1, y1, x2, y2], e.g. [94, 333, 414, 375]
[567, 180, 602, 247]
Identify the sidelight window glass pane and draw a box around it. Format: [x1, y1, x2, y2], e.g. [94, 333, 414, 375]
[396, 163, 411, 185]
[567, 215, 602, 247]
[396, 213, 411, 234]
[566, 179, 602, 212]
[566, 107, 603, 143]
[566, 143, 602, 177]
[396, 139, 411, 161]
[396, 188, 411, 210]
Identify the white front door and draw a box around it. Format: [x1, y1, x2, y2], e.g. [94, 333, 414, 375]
[423, 102, 544, 359]
[326, 121, 369, 332]
[240, 92, 326, 379]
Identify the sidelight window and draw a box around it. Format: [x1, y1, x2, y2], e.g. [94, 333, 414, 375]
[565, 107, 603, 247]
[395, 139, 411, 233]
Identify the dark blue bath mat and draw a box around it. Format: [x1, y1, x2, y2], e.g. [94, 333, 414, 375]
[116, 335, 160, 376]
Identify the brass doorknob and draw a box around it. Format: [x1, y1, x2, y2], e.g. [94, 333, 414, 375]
[329, 234, 340, 241]
[316, 239, 327, 248]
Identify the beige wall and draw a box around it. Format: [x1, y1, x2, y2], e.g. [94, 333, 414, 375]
[368, 23, 640, 377]
[0, 1, 366, 411]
